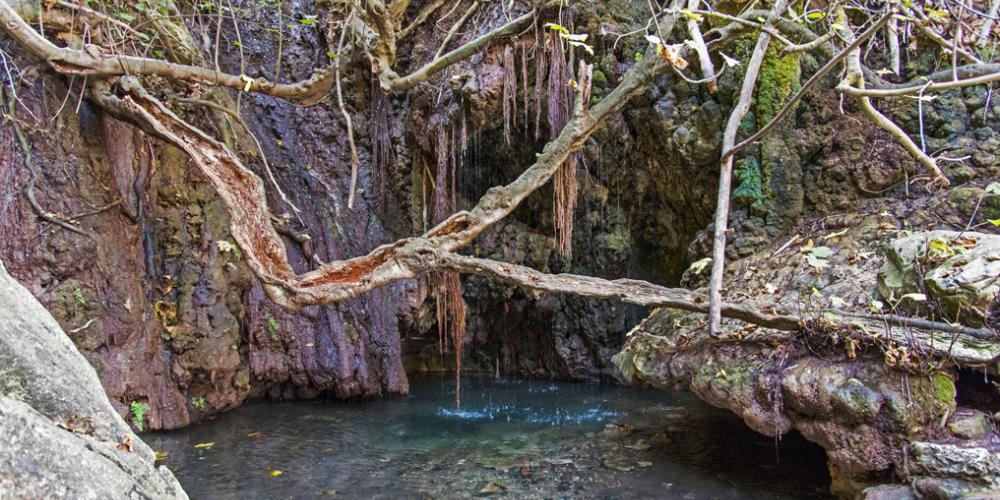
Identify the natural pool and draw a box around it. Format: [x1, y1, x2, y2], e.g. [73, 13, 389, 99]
[145, 376, 832, 499]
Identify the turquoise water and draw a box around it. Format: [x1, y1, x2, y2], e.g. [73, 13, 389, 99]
[145, 376, 831, 499]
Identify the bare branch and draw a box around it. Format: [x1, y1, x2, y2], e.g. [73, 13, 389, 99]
[840, 67, 1000, 97]
[708, 0, 787, 337]
[837, 8, 949, 187]
[685, 0, 717, 93]
[434, 253, 998, 365]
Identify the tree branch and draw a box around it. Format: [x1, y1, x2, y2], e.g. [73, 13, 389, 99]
[433, 252, 998, 365]
[726, 12, 893, 160]
[837, 7, 949, 187]
[0, 0, 335, 104]
[708, 0, 787, 336]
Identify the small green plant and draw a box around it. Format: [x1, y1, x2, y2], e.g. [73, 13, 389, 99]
[192, 397, 207, 410]
[266, 315, 279, 338]
[130, 401, 149, 431]
[73, 288, 86, 305]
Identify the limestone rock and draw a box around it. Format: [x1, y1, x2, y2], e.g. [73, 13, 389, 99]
[878, 231, 1000, 326]
[0, 260, 187, 499]
[909, 442, 1000, 485]
[947, 411, 994, 440]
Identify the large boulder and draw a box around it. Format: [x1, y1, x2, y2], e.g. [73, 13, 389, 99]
[878, 230, 1000, 326]
[0, 260, 187, 499]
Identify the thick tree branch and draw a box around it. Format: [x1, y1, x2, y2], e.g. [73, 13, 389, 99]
[88, 40, 664, 309]
[0, 0, 335, 104]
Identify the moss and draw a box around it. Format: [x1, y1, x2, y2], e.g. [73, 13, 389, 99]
[733, 157, 767, 216]
[932, 372, 956, 405]
[591, 69, 607, 86]
[755, 45, 801, 126]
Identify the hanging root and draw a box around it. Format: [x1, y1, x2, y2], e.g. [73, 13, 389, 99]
[502, 44, 518, 146]
[430, 121, 466, 393]
[371, 78, 394, 209]
[545, 29, 578, 257]
[533, 34, 548, 140]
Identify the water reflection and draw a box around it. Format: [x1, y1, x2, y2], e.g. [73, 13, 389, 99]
[145, 375, 831, 499]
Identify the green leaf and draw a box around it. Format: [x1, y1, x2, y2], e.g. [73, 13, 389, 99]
[543, 22, 569, 34]
[634, 52, 644, 62]
[988, 219, 1000, 226]
[929, 238, 953, 255]
[560, 33, 588, 43]
[986, 182, 1000, 194]
[687, 257, 712, 275]
[805, 11, 825, 20]
[680, 9, 703, 22]
[901, 293, 927, 302]
[809, 246, 834, 258]
[566, 40, 594, 55]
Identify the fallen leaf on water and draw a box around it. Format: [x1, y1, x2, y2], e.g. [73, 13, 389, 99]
[193, 442, 215, 449]
[270, 470, 283, 477]
[478, 481, 505, 495]
[154, 451, 168, 461]
[117, 435, 133, 453]
[247, 432, 262, 438]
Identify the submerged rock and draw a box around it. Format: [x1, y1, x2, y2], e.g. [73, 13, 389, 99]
[0, 260, 186, 498]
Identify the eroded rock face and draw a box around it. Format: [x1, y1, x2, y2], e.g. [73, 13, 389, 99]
[615, 210, 1000, 497]
[879, 231, 1000, 326]
[0, 261, 186, 498]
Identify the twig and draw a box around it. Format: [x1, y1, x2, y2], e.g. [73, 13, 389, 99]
[68, 318, 97, 333]
[336, 10, 362, 209]
[978, 0, 1000, 47]
[685, 0, 717, 93]
[838, 7, 949, 187]
[435, 1, 480, 60]
[398, 0, 445, 39]
[727, 12, 892, 160]
[1, 84, 89, 236]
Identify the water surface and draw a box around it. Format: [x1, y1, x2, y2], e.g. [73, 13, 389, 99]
[146, 376, 831, 499]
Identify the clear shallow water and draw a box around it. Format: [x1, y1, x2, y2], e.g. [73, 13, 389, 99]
[146, 376, 832, 499]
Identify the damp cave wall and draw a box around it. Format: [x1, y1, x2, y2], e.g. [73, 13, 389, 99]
[0, 0, 719, 429]
[3, 0, 998, 431]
